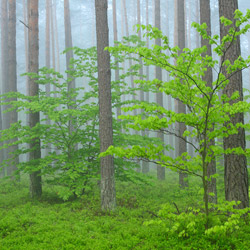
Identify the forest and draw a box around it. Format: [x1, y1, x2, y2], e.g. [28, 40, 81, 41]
[1, 0, 250, 249]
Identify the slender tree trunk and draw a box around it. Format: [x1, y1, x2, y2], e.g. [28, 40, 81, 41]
[95, 0, 116, 211]
[219, 0, 249, 208]
[112, 0, 121, 119]
[64, 0, 76, 152]
[7, 0, 19, 177]
[200, 0, 217, 204]
[177, 0, 188, 188]
[45, 0, 51, 155]
[166, 0, 174, 158]
[155, 0, 165, 180]
[53, 0, 60, 73]
[1, 0, 9, 176]
[28, 0, 42, 198]
[51, 1, 56, 70]
[142, 0, 150, 174]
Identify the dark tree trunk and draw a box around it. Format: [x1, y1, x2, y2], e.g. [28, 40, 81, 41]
[219, 0, 249, 208]
[200, 0, 217, 204]
[28, 0, 42, 198]
[95, 0, 116, 211]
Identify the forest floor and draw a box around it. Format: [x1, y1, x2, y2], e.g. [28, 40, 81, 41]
[0, 171, 250, 250]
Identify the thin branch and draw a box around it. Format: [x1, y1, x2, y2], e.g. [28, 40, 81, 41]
[19, 19, 30, 29]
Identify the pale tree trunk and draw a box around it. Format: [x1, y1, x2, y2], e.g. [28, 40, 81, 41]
[186, 0, 194, 159]
[51, 0, 56, 70]
[45, 0, 51, 155]
[95, 0, 116, 211]
[219, 0, 249, 209]
[174, 0, 179, 161]
[166, 0, 174, 158]
[7, 0, 19, 177]
[200, 0, 217, 204]
[112, 0, 121, 119]
[1, 0, 9, 176]
[28, 0, 42, 198]
[0, 0, 8, 177]
[142, 0, 150, 174]
[53, 0, 60, 73]
[64, 0, 76, 152]
[177, 0, 188, 188]
[122, 0, 134, 105]
[23, 0, 28, 93]
[64, 0, 75, 89]
[136, 0, 144, 173]
[155, 0, 165, 180]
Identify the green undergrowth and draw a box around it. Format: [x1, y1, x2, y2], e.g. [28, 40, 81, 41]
[0, 171, 250, 250]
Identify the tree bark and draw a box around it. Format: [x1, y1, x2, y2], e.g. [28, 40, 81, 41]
[200, 0, 217, 204]
[219, 0, 249, 208]
[142, 0, 150, 174]
[1, 0, 9, 176]
[95, 0, 116, 211]
[176, 0, 188, 188]
[112, 0, 121, 119]
[45, 0, 51, 155]
[7, 0, 19, 177]
[28, 0, 42, 198]
[155, 0, 165, 180]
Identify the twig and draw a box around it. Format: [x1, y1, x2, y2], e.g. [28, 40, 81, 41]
[19, 19, 30, 29]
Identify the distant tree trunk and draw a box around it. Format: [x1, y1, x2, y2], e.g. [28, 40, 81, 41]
[177, 0, 188, 188]
[64, 0, 76, 152]
[45, 0, 51, 155]
[53, 0, 60, 73]
[51, 1, 56, 70]
[112, 0, 121, 119]
[7, 0, 19, 177]
[219, 0, 249, 208]
[136, 0, 144, 173]
[166, 0, 174, 158]
[23, 0, 29, 93]
[200, 0, 217, 204]
[28, 0, 42, 198]
[64, 0, 75, 89]
[1, 0, 9, 176]
[155, 0, 165, 180]
[122, 0, 134, 108]
[142, 0, 150, 174]
[95, 0, 116, 211]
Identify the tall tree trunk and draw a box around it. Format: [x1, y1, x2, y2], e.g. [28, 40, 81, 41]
[166, 0, 174, 158]
[155, 0, 165, 180]
[200, 0, 217, 204]
[1, 0, 9, 176]
[219, 0, 249, 208]
[136, 0, 144, 173]
[64, 0, 76, 152]
[45, 0, 51, 155]
[177, 0, 188, 188]
[28, 0, 42, 198]
[142, 0, 150, 174]
[53, 0, 60, 73]
[95, 0, 116, 211]
[7, 0, 19, 177]
[112, 0, 121, 119]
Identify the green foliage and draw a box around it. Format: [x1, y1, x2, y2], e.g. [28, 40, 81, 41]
[0, 43, 153, 200]
[106, 9, 250, 229]
[1, 174, 250, 250]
